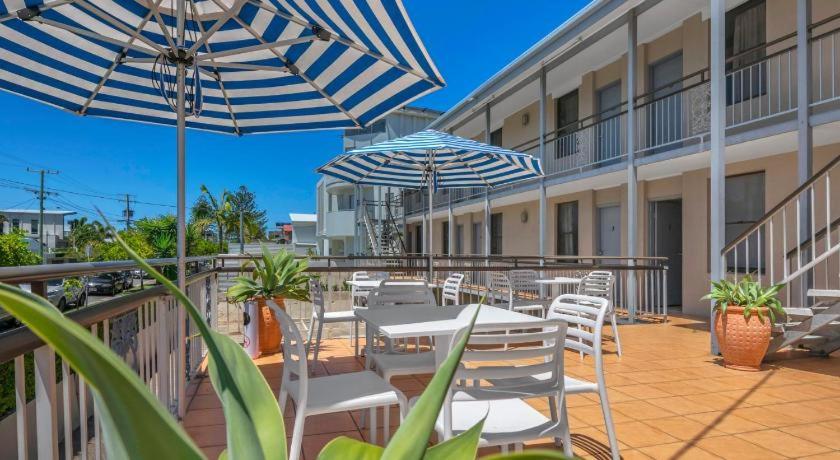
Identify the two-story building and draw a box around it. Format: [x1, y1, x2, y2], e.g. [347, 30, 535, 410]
[0, 209, 75, 254]
[404, 0, 840, 316]
[315, 106, 442, 256]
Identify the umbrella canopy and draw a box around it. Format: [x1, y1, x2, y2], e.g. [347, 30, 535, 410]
[318, 129, 542, 188]
[0, 0, 445, 134]
[317, 129, 543, 277]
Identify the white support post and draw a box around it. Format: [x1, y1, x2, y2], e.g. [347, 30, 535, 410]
[626, 9, 638, 323]
[15, 356, 29, 459]
[448, 193, 454, 256]
[175, 0, 187, 419]
[354, 184, 361, 255]
[484, 105, 492, 259]
[797, 0, 813, 306]
[539, 66, 548, 297]
[710, 0, 727, 355]
[34, 345, 58, 460]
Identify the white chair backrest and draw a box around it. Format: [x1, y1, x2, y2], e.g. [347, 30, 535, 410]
[268, 301, 309, 390]
[547, 294, 609, 381]
[381, 279, 426, 287]
[509, 269, 539, 301]
[309, 279, 325, 319]
[488, 271, 512, 307]
[578, 271, 615, 312]
[351, 271, 374, 301]
[367, 284, 437, 308]
[452, 318, 568, 391]
[442, 273, 465, 305]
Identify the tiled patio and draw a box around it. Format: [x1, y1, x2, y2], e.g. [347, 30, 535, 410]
[183, 316, 840, 460]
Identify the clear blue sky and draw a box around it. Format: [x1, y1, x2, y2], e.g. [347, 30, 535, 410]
[0, 0, 588, 228]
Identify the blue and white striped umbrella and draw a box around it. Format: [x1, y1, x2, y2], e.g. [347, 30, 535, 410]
[317, 129, 543, 189]
[0, 0, 444, 134]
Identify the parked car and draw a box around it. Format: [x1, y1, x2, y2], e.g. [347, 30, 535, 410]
[86, 273, 123, 296]
[119, 271, 133, 290]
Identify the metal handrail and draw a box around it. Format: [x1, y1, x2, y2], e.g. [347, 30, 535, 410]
[0, 256, 214, 284]
[722, 153, 840, 254]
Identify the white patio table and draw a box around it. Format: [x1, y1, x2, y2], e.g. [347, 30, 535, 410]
[355, 304, 545, 438]
[346, 279, 437, 289]
[535, 276, 583, 299]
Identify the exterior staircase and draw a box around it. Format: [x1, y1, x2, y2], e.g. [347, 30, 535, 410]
[722, 154, 840, 357]
[361, 197, 406, 256]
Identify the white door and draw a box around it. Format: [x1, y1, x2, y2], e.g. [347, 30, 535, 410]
[597, 206, 621, 261]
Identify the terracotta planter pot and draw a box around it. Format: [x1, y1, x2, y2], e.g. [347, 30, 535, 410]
[722, 306, 772, 371]
[255, 296, 285, 355]
[714, 309, 726, 352]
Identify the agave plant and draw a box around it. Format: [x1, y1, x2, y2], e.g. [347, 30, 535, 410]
[226, 244, 310, 302]
[703, 275, 784, 322]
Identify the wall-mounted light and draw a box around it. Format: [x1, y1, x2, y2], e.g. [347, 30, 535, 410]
[521, 209, 529, 223]
[521, 112, 530, 126]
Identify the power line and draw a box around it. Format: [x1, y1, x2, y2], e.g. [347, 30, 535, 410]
[0, 176, 177, 208]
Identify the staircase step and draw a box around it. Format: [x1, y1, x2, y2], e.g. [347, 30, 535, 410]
[808, 289, 840, 298]
[784, 307, 814, 317]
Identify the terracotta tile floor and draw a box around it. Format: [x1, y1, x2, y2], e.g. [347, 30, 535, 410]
[184, 315, 840, 459]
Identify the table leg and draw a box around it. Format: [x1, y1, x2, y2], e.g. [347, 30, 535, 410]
[434, 333, 454, 440]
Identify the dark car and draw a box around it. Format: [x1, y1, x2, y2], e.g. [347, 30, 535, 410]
[86, 273, 123, 296]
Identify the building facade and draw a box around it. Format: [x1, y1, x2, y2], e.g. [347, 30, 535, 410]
[404, 0, 840, 316]
[0, 209, 75, 253]
[289, 213, 317, 255]
[316, 106, 442, 256]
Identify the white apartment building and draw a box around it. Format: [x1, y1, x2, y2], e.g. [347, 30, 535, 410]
[0, 209, 75, 252]
[316, 106, 441, 256]
[404, 0, 840, 316]
[289, 213, 317, 255]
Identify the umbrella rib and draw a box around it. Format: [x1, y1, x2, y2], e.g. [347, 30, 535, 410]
[0, 0, 73, 24]
[208, 0, 362, 127]
[74, 0, 169, 55]
[188, 0, 241, 136]
[145, 0, 176, 51]
[31, 17, 158, 57]
[186, 0, 249, 55]
[194, 36, 316, 62]
[76, 0, 161, 115]
[245, 0, 441, 87]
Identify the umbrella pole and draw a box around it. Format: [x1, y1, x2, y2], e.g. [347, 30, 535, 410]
[175, 0, 187, 419]
[427, 171, 434, 283]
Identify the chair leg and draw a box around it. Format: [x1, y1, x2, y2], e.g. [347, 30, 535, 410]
[610, 313, 622, 357]
[598, 388, 620, 460]
[306, 316, 317, 358]
[354, 320, 360, 357]
[369, 407, 378, 445]
[312, 320, 324, 364]
[288, 403, 307, 460]
[560, 393, 573, 457]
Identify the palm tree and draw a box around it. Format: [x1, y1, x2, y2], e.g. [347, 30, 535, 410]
[226, 185, 267, 243]
[192, 185, 232, 252]
[68, 217, 107, 251]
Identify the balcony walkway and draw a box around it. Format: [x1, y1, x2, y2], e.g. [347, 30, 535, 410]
[183, 316, 840, 460]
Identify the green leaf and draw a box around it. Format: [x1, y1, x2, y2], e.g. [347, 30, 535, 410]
[423, 416, 485, 460]
[380, 301, 483, 460]
[318, 436, 384, 460]
[109, 221, 285, 460]
[0, 284, 204, 459]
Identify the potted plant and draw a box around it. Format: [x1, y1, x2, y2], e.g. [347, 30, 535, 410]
[704, 276, 784, 371]
[227, 244, 310, 355]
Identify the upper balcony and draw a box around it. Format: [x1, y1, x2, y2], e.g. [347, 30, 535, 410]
[406, 20, 840, 216]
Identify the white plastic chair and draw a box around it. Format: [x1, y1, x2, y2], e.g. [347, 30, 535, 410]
[489, 271, 545, 317]
[434, 317, 571, 454]
[548, 294, 620, 460]
[270, 302, 407, 460]
[350, 271, 375, 307]
[577, 271, 621, 356]
[307, 279, 360, 360]
[442, 273, 465, 305]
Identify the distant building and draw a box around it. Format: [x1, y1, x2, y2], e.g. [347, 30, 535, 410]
[289, 213, 317, 255]
[0, 209, 75, 254]
[315, 106, 442, 256]
[268, 222, 293, 244]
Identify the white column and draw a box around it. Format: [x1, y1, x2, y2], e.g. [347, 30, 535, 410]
[709, 0, 726, 354]
[797, 0, 812, 185]
[353, 184, 361, 255]
[539, 67, 548, 262]
[448, 193, 454, 256]
[174, 0, 187, 418]
[626, 9, 638, 322]
[484, 104, 492, 257]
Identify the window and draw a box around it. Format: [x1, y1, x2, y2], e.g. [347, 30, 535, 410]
[490, 213, 503, 255]
[725, 0, 766, 105]
[556, 202, 579, 256]
[595, 82, 622, 163]
[455, 224, 464, 255]
[442, 221, 449, 255]
[30, 219, 38, 235]
[555, 90, 579, 158]
[724, 172, 765, 271]
[490, 128, 503, 147]
[335, 193, 354, 211]
[11, 219, 20, 230]
[471, 222, 482, 255]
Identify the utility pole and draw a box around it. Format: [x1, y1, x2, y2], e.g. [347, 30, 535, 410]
[123, 193, 134, 230]
[26, 168, 59, 263]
